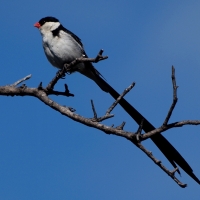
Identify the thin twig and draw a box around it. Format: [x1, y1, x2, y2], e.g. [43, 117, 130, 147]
[90, 100, 114, 122]
[163, 66, 178, 126]
[135, 142, 187, 188]
[93, 83, 135, 122]
[136, 119, 144, 141]
[116, 122, 126, 130]
[106, 82, 135, 115]
[91, 100, 98, 119]
[94, 49, 106, 62]
[142, 120, 200, 140]
[171, 167, 179, 176]
[94, 114, 114, 122]
[11, 74, 32, 87]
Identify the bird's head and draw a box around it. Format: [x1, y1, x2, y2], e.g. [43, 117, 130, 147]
[34, 16, 61, 34]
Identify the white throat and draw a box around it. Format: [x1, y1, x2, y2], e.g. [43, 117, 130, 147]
[39, 21, 60, 35]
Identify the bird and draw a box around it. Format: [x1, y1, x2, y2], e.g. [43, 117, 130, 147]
[34, 16, 109, 92]
[34, 16, 200, 184]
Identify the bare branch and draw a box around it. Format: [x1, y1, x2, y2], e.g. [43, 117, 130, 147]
[38, 82, 43, 89]
[46, 70, 65, 91]
[163, 66, 178, 126]
[94, 49, 107, 62]
[90, 82, 135, 123]
[1, 61, 200, 187]
[171, 167, 179, 176]
[116, 122, 126, 130]
[11, 74, 32, 87]
[136, 119, 144, 141]
[89, 100, 114, 122]
[106, 82, 135, 115]
[91, 100, 98, 119]
[94, 113, 115, 122]
[38, 82, 74, 97]
[0, 84, 133, 139]
[142, 120, 200, 140]
[135, 142, 187, 188]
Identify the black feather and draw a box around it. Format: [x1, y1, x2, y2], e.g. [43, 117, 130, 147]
[39, 16, 59, 26]
[52, 24, 83, 47]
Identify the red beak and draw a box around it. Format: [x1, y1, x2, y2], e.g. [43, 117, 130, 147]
[34, 22, 41, 28]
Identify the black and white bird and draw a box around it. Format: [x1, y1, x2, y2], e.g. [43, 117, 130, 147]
[34, 16, 200, 184]
[34, 16, 108, 92]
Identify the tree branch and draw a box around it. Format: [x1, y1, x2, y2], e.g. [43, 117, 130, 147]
[135, 142, 187, 188]
[163, 66, 178, 126]
[11, 74, 32, 87]
[106, 82, 135, 115]
[0, 57, 200, 187]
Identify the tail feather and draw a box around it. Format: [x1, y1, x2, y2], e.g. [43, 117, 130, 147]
[79, 61, 200, 183]
[94, 75, 200, 184]
[79, 62, 109, 92]
[93, 75, 109, 92]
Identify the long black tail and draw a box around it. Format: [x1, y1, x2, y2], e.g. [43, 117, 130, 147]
[95, 75, 200, 184]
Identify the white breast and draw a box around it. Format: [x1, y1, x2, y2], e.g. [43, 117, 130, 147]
[42, 30, 84, 69]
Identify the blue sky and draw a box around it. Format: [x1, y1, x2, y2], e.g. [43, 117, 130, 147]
[0, 0, 200, 199]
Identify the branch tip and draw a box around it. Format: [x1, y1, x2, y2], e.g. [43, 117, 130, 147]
[116, 122, 126, 130]
[38, 82, 43, 89]
[12, 74, 32, 87]
[91, 100, 97, 119]
[163, 66, 178, 126]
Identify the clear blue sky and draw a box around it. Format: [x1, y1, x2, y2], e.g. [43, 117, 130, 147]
[0, 0, 200, 199]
